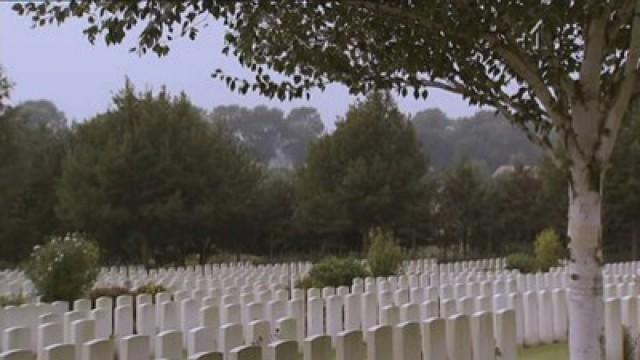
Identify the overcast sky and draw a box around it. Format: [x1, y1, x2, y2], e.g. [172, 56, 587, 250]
[1, 4, 480, 129]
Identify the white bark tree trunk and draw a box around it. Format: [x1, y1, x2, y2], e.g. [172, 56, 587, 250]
[568, 172, 605, 360]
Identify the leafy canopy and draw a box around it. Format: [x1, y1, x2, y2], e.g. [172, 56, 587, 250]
[57, 83, 262, 264]
[0, 100, 69, 264]
[14, 1, 640, 158]
[210, 105, 324, 168]
[295, 92, 428, 243]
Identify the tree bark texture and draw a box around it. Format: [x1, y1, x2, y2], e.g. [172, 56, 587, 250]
[568, 177, 605, 360]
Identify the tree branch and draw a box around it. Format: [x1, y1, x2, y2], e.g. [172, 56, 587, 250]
[580, 13, 608, 102]
[418, 79, 466, 95]
[489, 36, 567, 126]
[492, 100, 559, 165]
[607, 0, 635, 44]
[600, 0, 640, 161]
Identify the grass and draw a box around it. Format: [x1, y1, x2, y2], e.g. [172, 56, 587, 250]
[518, 343, 569, 360]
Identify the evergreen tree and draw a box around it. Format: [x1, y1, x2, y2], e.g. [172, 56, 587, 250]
[0, 100, 68, 265]
[295, 92, 430, 251]
[57, 83, 262, 265]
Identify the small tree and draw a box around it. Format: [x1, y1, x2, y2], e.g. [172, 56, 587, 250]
[367, 227, 405, 277]
[534, 228, 564, 272]
[27, 233, 100, 302]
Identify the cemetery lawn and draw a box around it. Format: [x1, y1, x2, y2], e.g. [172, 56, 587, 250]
[518, 343, 569, 359]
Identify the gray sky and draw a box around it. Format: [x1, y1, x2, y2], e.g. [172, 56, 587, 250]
[1, 3, 480, 129]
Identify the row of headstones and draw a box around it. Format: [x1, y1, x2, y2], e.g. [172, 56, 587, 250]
[0, 257, 542, 298]
[0, 257, 514, 299]
[0, 269, 574, 347]
[89, 258, 640, 289]
[146, 267, 638, 299]
[0, 285, 572, 356]
[91, 257, 507, 288]
[604, 261, 640, 275]
[95, 257, 493, 279]
[0, 309, 519, 360]
[93, 268, 568, 303]
[100, 262, 311, 278]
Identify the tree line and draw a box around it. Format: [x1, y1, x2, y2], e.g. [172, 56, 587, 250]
[1, 84, 637, 266]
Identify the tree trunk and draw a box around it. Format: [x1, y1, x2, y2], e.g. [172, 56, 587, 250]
[568, 183, 605, 360]
[140, 236, 150, 268]
[632, 221, 639, 261]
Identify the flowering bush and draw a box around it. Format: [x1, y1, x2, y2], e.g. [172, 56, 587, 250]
[27, 233, 100, 302]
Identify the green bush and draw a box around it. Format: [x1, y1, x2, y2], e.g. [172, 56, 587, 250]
[506, 252, 538, 273]
[296, 257, 368, 289]
[27, 233, 100, 302]
[534, 228, 564, 271]
[367, 227, 405, 277]
[135, 283, 168, 297]
[0, 294, 26, 307]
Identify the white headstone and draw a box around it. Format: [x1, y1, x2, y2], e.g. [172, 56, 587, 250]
[81, 338, 113, 360]
[114, 305, 133, 338]
[229, 345, 261, 360]
[42, 344, 74, 360]
[2, 327, 31, 352]
[396, 322, 421, 360]
[605, 298, 623, 360]
[445, 314, 471, 360]
[422, 318, 446, 360]
[302, 335, 331, 360]
[365, 325, 392, 360]
[188, 326, 216, 356]
[268, 340, 299, 360]
[71, 319, 96, 359]
[155, 330, 183, 360]
[495, 309, 517, 360]
[219, 324, 243, 357]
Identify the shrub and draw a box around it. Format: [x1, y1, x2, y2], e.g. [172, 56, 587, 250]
[296, 257, 368, 289]
[367, 227, 405, 277]
[0, 294, 26, 307]
[295, 277, 314, 290]
[506, 252, 538, 273]
[27, 233, 100, 302]
[135, 283, 168, 297]
[534, 228, 564, 271]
